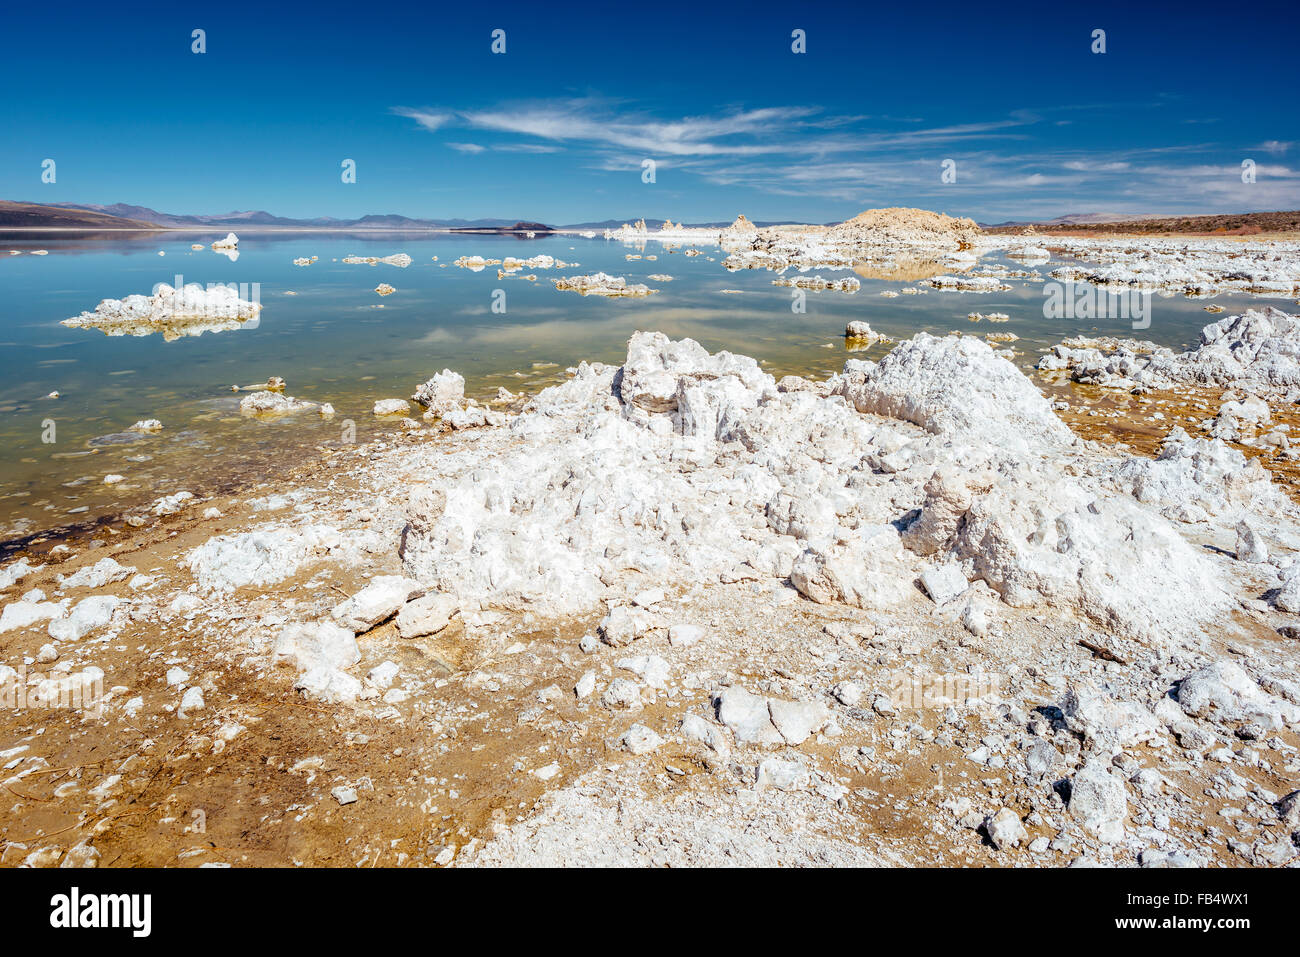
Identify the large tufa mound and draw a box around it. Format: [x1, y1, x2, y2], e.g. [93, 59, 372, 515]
[826, 207, 982, 249]
[399, 330, 1239, 643]
[722, 214, 759, 236]
[721, 207, 984, 272]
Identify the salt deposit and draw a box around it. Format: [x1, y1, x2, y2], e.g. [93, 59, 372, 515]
[342, 253, 412, 267]
[1039, 307, 1300, 397]
[551, 273, 656, 297]
[61, 283, 261, 341]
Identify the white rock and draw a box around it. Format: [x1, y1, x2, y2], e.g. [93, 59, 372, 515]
[294, 667, 362, 704]
[552, 272, 656, 298]
[168, 593, 203, 617]
[845, 320, 885, 341]
[714, 686, 782, 745]
[668, 624, 704, 647]
[615, 654, 670, 689]
[1236, 522, 1269, 563]
[272, 622, 360, 673]
[602, 677, 642, 710]
[59, 557, 134, 589]
[632, 588, 665, 608]
[411, 370, 466, 413]
[832, 681, 862, 706]
[767, 698, 831, 745]
[1062, 680, 1164, 753]
[48, 596, 121, 641]
[1178, 660, 1299, 728]
[0, 558, 43, 589]
[391, 327, 1255, 657]
[59, 843, 100, 868]
[680, 712, 730, 756]
[394, 592, 458, 638]
[0, 599, 64, 634]
[186, 525, 341, 592]
[240, 391, 318, 415]
[178, 686, 205, 718]
[598, 605, 657, 648]
[960, 598, 990, 637]
[620, 724, 664, 755]
[985, 808, 1028, 849]
[532, 762, 561, 781]
[919, 564, 968, 604]
[1069, 759, 1128, 843]
[756, 758, 809, 792]
[1041, 308, 1300, 397]
[366, 661, 399, 689]
[22, 847, 64, 868]
[151, 491, 195, 516]
[331, 576, 424, 632]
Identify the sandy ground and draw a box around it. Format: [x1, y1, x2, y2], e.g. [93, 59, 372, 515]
[2, 368, 1297, 869]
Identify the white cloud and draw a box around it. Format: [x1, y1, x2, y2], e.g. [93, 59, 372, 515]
[389, 98, 1300, 218]
[1063, 160, 1131, 172]
[394, 97, 1032, 160]
[391, 107, 453, 132]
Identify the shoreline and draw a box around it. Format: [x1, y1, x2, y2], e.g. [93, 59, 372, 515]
[5, 218, 1298, 551]
[3, 321, 1300, 867]
[0, 226, 562, 234]
[10, 353, 1300, 562]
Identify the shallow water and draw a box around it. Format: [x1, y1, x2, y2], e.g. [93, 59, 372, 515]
[0, 230, 1271, 540]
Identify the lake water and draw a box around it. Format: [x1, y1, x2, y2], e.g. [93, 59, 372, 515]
[0, 230, 1265, 543]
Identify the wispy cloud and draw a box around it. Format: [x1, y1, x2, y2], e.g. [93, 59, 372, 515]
[392, 107, 453, 132]
[389, 98, 1300, 219]
[446, 141, 562, 155]
[1063, 160, 1131, 172]
[394, 98, 1034, 160]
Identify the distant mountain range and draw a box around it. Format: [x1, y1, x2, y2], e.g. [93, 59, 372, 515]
[984, 209, 1300, 236]
[979, 212, 1161, 228]
[0, 201, 810, 232]
[0, 201, 162, 230]
[5, 200, 1292, 236]
[1, 200, 549, 232]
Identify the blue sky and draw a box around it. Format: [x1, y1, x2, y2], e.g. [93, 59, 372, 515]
[4, 0, 1297, 223]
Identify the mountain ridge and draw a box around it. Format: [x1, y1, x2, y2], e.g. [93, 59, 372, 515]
[7, 200, 1297, 236]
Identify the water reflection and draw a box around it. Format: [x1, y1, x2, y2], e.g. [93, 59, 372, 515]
[0, 229, 1273, 541]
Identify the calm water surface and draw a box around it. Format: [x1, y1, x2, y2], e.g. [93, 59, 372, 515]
[0, 230, 1267, 540]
